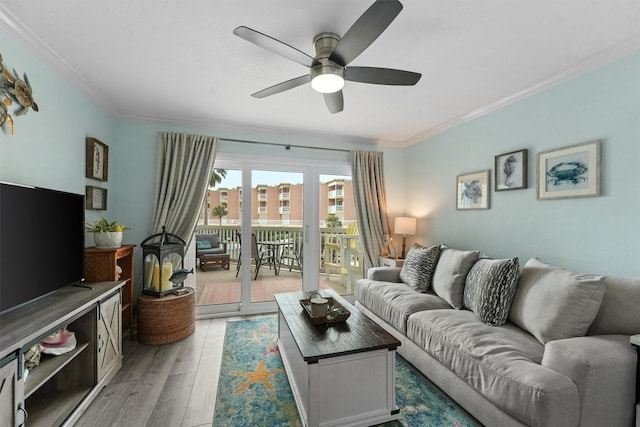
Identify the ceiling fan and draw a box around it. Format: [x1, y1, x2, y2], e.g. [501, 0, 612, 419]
[233, 0, 421, 114]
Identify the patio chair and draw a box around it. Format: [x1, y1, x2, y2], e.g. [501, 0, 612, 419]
[195, 233, 229, 270]
[323, 223, 363, 293]
[280, 241, 303, 276]
[235, 231, 273, 280]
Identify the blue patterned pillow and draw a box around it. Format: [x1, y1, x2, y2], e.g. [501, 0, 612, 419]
[463, 257, 520, 326]
[196, 240, 211, 250]
[399, 244, 441, 292]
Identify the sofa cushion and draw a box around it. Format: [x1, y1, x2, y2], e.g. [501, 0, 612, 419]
[463, 257, 520, 326]
[355, 279, 451, 333]
[197, 247, 225, 256]
[508, 258, 605, 344]
[432, 248, 480, 309]
[399, 243, 441, 292]
[587, 276, 640, 335]
[406, 310, 579, 427]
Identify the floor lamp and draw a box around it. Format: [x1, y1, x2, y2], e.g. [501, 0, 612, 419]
[394, 217, 416, 259]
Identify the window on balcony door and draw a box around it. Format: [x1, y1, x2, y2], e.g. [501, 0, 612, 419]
[194, 155, 354, 316]
[320, 174, 363, 296]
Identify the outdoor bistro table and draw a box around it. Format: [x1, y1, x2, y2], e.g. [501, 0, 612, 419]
[258, 240, 289, 275]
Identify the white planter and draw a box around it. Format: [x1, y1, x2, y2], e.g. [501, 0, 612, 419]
[93, 231, 123, 249]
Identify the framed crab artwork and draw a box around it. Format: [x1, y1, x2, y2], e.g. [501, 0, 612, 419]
[537, 140, 601, 200]
[456, 170, 490, 210]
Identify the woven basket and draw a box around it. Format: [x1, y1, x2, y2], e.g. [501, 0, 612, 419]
[300, 296, 351, 325]
[137, 287, 195, 345]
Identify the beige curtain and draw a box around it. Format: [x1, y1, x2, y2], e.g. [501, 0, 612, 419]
[150, 132, 218, 243]
[350, 150, 391, 270]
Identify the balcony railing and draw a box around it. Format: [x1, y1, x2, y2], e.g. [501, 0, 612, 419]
[194, 224, 348, 263]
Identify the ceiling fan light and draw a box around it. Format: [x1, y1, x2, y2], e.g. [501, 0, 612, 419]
[311, 73, 345, 93]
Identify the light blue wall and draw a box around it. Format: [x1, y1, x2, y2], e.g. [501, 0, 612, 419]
[404, 52, 640, 278]
[0, 30, 116, 247]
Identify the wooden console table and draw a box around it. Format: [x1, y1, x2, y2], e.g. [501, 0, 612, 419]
[0, 281, 124, 427]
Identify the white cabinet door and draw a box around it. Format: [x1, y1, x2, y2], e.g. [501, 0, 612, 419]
[97, 292, 122, 381]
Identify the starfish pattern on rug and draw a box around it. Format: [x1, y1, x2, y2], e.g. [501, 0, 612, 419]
[230, 360, 284, 393]
[262, 345, 280, 356]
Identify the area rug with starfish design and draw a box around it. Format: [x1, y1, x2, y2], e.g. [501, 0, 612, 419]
[213, 315, 479, 427]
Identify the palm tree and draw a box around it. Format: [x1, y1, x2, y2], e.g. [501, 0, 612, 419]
[212, 205, 228, 225]
[202, 168, 227, 225]
[209, 168, 227, 188]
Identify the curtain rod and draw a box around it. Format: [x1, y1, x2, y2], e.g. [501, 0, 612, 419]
[221, 137, 351, 153]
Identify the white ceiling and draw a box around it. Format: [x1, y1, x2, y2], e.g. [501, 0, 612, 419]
[1, 1, 639, 146]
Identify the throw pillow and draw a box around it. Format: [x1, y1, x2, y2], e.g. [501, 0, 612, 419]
[432, 248, 480, 309]
[399, 243, 441, 292]
[196, 240, 211, 250]
[463, 257, 520, 326]
[508, 258, 606, 344]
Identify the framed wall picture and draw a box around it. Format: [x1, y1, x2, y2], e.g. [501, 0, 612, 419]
[86, 137, 109, 181]
[456, 170, 490, 210]
[86, 186, 107, 210]
[537, 140, 601, 200]
[495, 149, 527, 191]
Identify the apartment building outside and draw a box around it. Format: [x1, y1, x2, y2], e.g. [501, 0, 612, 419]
[200, 179, 355, 225]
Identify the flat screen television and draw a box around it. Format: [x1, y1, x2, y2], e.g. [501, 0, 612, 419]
[0, 182, 85, 313]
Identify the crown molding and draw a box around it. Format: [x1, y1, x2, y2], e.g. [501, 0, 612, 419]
[115, 110, 378, 148]
[397, 36, 640, 148]
[0, 5, 118, 116]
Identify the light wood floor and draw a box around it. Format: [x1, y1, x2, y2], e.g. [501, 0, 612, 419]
[75, 315, 265, 427]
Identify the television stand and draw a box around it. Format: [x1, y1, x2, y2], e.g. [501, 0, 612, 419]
[0, 281, 124, 427]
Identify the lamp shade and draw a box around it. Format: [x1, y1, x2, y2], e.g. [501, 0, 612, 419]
[394, 217, 416, 236]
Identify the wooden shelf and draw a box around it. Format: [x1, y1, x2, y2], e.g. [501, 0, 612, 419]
[24, 341, 90, 398]
[26, 386, 92, 427]
[84, 245, 135, 340]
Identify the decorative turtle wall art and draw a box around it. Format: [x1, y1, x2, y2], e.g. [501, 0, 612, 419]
[0, 53, 38, 135]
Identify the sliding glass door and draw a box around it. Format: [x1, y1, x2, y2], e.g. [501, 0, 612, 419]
[195, 153, 352, 317]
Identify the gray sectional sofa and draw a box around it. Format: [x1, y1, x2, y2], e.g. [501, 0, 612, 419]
[355, 246, 640, 427]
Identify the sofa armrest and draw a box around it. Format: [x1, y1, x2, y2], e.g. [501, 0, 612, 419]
[367, 267, 402, 282]
[542, 335, 637, 427]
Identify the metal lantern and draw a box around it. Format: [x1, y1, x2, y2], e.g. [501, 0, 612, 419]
[141, 226, 186, 297]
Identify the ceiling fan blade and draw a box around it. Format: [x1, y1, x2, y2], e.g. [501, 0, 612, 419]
[234, 26, 316, 68]
[251, 74, 311, 98]
[346, 66, 421, 85]
[324, 91, 344, 114]
[329, 0, 403, 66]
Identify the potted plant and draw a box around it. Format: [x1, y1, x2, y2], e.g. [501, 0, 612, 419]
[86, 217, 129, 249]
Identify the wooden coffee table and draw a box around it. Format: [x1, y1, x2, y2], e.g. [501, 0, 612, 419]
[275, 290, 401, 427]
